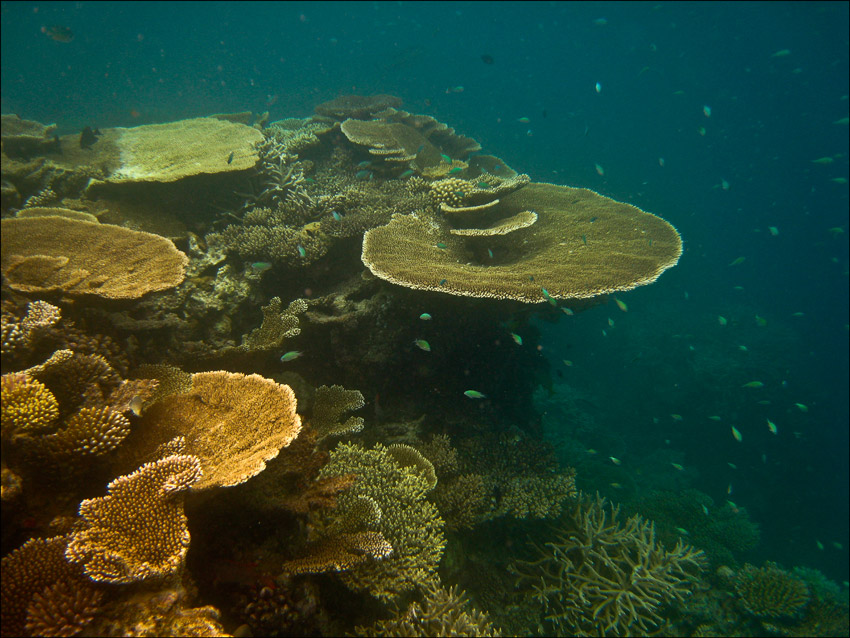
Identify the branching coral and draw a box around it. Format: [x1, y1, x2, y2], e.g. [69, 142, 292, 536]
[355, 582, 501, 637]
[511, 494, 705, 636]
[313, 442, 446, 601]
[309, 384, 366, 439]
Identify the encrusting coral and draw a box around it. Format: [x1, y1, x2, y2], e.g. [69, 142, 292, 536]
[511, 494, 705, 636]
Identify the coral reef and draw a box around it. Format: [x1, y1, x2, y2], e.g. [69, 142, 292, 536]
[309, 383, 366, 439]
[511, 494, 705, 636]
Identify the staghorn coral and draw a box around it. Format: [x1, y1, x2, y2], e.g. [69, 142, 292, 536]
[362, 182, 682, 302]
[354, 581, 501, 637]
[314, 442, 446, 601]
[416, 433, 459, 476]
[386, 443, 437, 491]
[1, 216, 188, 299]
[1, 373, 60, 439]
[65, 454, 202, 584]
[734, 562, 810, 619]
[310, 383, 366, 439]
[432, 473, 493, 531]
[496, 471, 577, 519]
[511, 494, 705, 636]
[126, 371, 301, 489]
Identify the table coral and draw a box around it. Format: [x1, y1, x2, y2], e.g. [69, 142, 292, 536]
[65, 454, 202, 584]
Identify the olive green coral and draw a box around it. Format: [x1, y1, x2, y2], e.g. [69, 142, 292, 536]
[315, 442, 446, 601]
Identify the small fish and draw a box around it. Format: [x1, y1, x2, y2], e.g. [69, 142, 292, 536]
[728, 256, 746, 267]
[702, 504, 710, 516]
[827, 227, 845, 236]
[448, 167, 463, 175]
[561, 307, 574, 316]
[811, 157, 834, 165]
[755, 315, 768, 327]
[355, 169, 373, 180]
[742, 381, 764, 388]
[614, 297, 628, 312]
[832, 542, 844, 550]
[477, 182, 490, 189]
[768, 226, 779, 236]
[830, 177, 848, 184]
[671, 462, 684, 471]
[718, 316, 727, 326]
[419, 313, 432, 321]
[738, 345, 748, 352]
[331, 211, 342, 221]
[297, 244, 307, 258]
[464, 390, 486, 399]
[592, 17, 608, 26]
[703, 105, 712, 118]
[510, 332, 523, 345]
[771, 49, 791, 57]
[757, 400, 772, 405]
[595, 82, 602, 94]
[440, 153, 452, 163]
[541, 287, 551, 301]
[609, 456, 622, 465]
[487, 248, 493, 259]
[791, 312, 805, 317]
[399, 169, 415, 178]
[581, 234, 587, 245]
[675, 527, 690, 535]
[280, 351, 303, 362]
[128, 395, 144, 417]
[670, 414, 683, 421]
[767, 419, 778, 435]
[517, 117, 530, 123]
[816, 540, 824, 551]
[708, 416, 722, 421]
[733, 286, 745, 291]
[594, 163, 605, 176]
[727, 484, 734, 496]
[721, 178, 730, 190]
[481, 53, 495, 64]
[413, 339, 431, 352]
[446, 85, 464, 93]
[357, 160, 372, 168]
[586, 448, 597, 455]
[562, 359, 573, 367]
[833, 117, 849, 125]
[658, 157, 665, 167]
[727, 462, 737, 469]
[610, 482, 623, 489]
[416, 144, 425, 154]
[607, 318, 615, 327]
[439, 279, 447, 286]
[601, 329, 607, 337]
[698, 126, 707, 136]
[227, 151, 235, 164]
[251, 261, 273, 273]
[436, 242, 447, 250]
[731, 426, 743, 442]
[794, 403, 808, 412]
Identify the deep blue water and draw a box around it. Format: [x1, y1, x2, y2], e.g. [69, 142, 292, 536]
[3, 1, 847, 584]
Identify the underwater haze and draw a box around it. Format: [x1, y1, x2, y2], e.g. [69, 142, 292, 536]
[2, 1, 848, 636]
